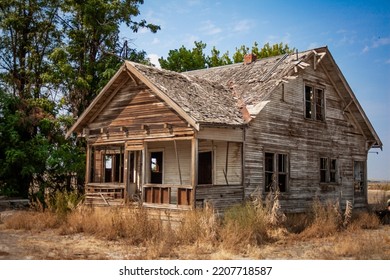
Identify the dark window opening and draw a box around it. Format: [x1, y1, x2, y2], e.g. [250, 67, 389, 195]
[320, 157, 338, 183]
[354, 161, 365, 194]
[265, 152, 288, 192]
[305, 85, 325, 121]
[198, 151, 212, 185]
[104, 152, 124, 183]
[150, 151, 163, 184]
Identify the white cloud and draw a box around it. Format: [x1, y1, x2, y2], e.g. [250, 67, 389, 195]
[362, 45, 369, 53]
[148, 54, 161, 68]
[199, 20, 222, 35]
[361, 36, 390, 54]
[182, 34, 200, 47]
[372, 37, 390, 48]
[233, 19, 254, 33]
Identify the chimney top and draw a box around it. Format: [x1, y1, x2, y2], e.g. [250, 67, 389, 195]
[244, 53, 257, 65]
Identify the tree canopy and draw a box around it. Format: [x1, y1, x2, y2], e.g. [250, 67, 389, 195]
[0, 0, 159, 198]
[159, 41, 295, 72]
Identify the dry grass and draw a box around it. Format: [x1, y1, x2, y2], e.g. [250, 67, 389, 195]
[2, 195, 389, 260]
[5, 211, 61, 231]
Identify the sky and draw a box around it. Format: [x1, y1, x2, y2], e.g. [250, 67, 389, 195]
[121, 0, 390, 180]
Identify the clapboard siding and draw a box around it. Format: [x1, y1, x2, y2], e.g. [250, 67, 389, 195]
[147, 140, 192, 185]
[88, 87, 194, 144]
[244, 63, 368, 212]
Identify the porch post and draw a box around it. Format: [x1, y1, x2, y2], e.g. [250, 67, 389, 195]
[191, 137, 198, 208]
[85, 144, 91, 184]
[123, 146, 128, 201]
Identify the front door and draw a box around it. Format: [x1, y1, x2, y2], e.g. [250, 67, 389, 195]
[127, 150, 142, 198]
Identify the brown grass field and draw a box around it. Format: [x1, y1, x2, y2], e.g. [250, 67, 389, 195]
[0, 184, 389, 260]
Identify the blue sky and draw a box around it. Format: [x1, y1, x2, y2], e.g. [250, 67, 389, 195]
[121, 0, 390, 180]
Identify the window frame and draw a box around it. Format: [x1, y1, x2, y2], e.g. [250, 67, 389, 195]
[148, 149, 164, 184]
[304, 84, 325, 121]
[319, 157, 338, 184]
[353, 160, 366, 194]
[264, 152, 289, 192]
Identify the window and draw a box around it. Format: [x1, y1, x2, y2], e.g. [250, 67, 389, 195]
[320, 157, 338, 183]
[354, 161, 365, 194]
[305, 85, 325, 121]
[150, 151, 163, 184]
[265, 152, 288, 192]
[103, 150, 124, 183]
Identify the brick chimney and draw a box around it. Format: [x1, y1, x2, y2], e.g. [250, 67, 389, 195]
[244, 53, 257, 65]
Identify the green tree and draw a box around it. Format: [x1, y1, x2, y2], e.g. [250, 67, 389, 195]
[233, 42, 295, 62]
[50, 0, 160, 117]
[159, 41, 208, 72]
[0, 0, 157, 198]
[207, 46, 232, 67]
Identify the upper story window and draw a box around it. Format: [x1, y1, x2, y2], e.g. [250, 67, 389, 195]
[305, 85, 325, 121]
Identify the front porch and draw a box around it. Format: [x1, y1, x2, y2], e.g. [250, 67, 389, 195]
[84, 130, 245, 211]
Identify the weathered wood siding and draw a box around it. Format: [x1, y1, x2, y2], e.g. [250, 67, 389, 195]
[196, 185, 244, 213]
[198, 140, 243, 185]
[146, 140, 192, 185]
[87, 85, 194, 144]
[244, 63, 368, 212]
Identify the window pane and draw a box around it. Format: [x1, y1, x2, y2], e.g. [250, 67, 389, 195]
[265, 153, 274, 192]
[320, 157, 328, 183]
[265, 153, 274, 172]
[316, 89, 324, 121]
[278, 174, 286, 192]
[278, 154, 287, 172]
[305, 86, 313, 118]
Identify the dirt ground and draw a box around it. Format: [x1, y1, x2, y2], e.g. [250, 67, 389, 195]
[1, 187, 389, 260]
[0, 210, 389, 260]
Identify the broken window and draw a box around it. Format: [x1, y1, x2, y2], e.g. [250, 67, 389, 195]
[265, 152, 288, 192]
[150, 151, 163, 184]
[100, 146, 124, 183]
[320, 157, 338, 183]
[305, 85, 325, 121]
[354, 161, 365, 194]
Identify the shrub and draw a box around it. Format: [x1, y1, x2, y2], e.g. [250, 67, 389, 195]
[220, 202, 269, 252]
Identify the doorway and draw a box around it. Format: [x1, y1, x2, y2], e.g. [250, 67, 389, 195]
[127, 150, 142, 197]
[198, 151, 212, 185]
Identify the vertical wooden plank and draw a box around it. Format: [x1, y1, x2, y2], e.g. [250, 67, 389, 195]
[142, 144, 148, 203]
[123, 150, 128, 200]
[85, 144, 91, 184]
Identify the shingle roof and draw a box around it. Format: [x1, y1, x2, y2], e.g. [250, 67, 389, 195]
[128, 62, 245, 126]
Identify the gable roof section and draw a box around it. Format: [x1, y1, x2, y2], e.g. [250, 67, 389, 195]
[66, 60, 245, 138]
[187, 47, 382, 149]
[126, 61, 244, 127]
[66, 47, 382, 149]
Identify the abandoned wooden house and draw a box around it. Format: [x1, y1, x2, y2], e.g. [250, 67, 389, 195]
[66, 46, 382, 213]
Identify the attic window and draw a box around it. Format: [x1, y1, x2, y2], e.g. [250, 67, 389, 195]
[305, 85, 325, 121]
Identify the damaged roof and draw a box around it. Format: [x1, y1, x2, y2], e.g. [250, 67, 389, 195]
[66, 46, 382, 148]
[127, 61, 244, 126]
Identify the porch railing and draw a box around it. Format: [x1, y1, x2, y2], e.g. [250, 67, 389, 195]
[143, 184, 192, 206]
